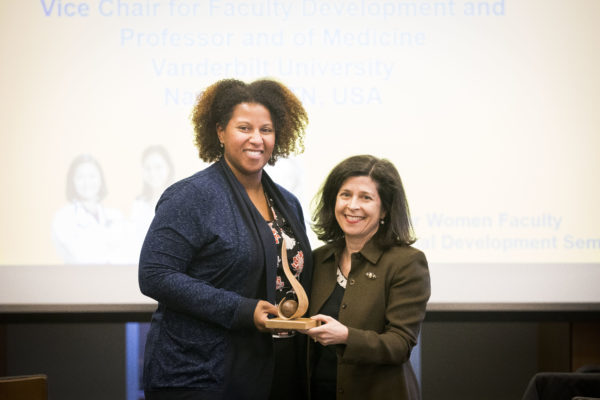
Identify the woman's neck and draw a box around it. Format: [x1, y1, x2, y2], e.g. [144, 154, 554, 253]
[344, 236, 370, 256]
[235, 171, 273, 221]
[238, 173, 264, 205]
[339, 237, 368, 278]
[222, 158, 271, 220]
[247, 184, 273, 221]
[234, 170, 261, 192]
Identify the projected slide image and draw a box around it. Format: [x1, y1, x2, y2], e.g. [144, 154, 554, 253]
[49, 146, 174, 265]
[51, 154, 127, 264]
[0, 0, 598, 268]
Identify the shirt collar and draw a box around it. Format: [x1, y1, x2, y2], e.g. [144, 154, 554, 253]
[357, 238, 385, 265]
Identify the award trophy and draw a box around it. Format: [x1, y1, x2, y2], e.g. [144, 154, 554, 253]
[265, 240, 319, 330]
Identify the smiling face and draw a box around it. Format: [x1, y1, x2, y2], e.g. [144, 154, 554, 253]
[217, 102, 275, 182]
[335, 175, 386, 246]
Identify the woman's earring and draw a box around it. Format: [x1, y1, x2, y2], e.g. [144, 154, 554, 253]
[380, 219, 385, 225]
[219, 142, 224, 149]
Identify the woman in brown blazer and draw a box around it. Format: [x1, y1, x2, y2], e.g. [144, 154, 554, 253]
[304, 155, 431, 400]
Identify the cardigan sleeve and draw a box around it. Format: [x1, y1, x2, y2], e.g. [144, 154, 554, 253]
[340, 250, 431, 365]
[138, 180, 258, 331]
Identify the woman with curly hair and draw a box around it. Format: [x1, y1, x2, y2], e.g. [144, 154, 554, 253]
[139, 79, 312, 399]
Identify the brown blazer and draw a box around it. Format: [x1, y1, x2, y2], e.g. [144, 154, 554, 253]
[308, 239, 431, 400]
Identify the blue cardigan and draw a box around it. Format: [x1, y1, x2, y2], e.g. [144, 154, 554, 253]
[139, 159, 312, 399]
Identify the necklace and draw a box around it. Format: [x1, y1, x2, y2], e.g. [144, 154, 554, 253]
[262, 188, 276, 222]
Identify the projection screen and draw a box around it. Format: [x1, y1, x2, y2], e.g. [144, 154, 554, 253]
[1, 0, 599, 311]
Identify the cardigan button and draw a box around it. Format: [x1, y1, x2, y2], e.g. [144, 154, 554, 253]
[341, 303, 347, 309]
[349, 279, 355, 285]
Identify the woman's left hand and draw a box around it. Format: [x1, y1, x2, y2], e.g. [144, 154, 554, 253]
[303, 314, 348, 346]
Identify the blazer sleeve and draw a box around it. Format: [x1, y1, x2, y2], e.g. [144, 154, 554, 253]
[340, 250, 431, 365]
[138, 181, 258, 331]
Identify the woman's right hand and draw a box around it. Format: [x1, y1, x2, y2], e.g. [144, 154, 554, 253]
[253, 300, 279, 332]
[304, 314, 349, 346]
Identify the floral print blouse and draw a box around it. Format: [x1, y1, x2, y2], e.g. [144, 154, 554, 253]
[266, 192, 305, 305]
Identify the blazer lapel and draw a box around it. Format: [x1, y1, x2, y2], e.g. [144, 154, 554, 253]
[309, 247, 338, 315]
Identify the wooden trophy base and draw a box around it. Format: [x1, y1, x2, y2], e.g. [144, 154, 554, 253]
[265, 317, 319, 330]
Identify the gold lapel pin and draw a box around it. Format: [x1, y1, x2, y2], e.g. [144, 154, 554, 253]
[365, 272, 377, 280]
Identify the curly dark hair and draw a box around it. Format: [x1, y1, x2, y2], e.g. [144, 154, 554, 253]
[191, 78, 308, 165]
[312, 155, 416, 248]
